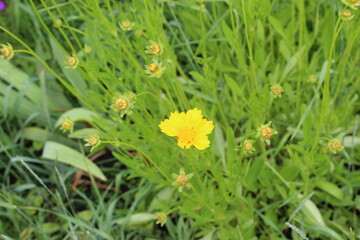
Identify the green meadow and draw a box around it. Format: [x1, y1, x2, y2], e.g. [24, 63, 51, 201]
[0, 0, 359, 239]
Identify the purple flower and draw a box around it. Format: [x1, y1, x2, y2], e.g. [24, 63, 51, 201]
[0, 1, 6, 11]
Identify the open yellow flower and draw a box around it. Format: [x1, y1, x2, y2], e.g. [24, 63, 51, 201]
[159, 108, 214, 150]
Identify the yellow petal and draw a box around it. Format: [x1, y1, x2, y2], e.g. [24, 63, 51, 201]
[185, 108, 203, 126]
[159, 111, 185, 136]
[193, 135, 210, 150]
[195, 119, 214, 135]
[159, 119, 178, 136]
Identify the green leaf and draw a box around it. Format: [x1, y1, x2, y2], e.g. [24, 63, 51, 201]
[114, 213, 156, 225]
[49, 37, 87, 94]
[68, 128, 99, 139]
[55, 108, 98, 126]
[302, 199, 326, 227]
[308, 225, 344, 240]
[42, 141, 106, 181]
[316, 180, 343, 200]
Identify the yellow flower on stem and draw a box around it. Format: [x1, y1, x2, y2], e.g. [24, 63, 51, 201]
[84, 135, 101, 152]
[145, 60, 165, 78]
[145, 41, 163, 56]
[339, 9, 355, 20]
[255, 121, 278, 145]
[326, 138, 344, 154]
[241, 139, 256, 155]
[0, 43, 14, 60]
[65, 55, 79, 69]
[171, 168, 194, 192]
[159, 108, 214, 150]
[59, 118, 74, 133]
[110, 92, 136, 118]
[270, 84, 284, 98]
[155, 212, 167, 227]
[119, 20, 134, 31]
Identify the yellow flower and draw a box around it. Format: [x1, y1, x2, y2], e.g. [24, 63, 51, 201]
[255, 121, 278, 145]
[145, 41, 163, 55]
[59, 118, 74, 133]
[171, 168, 194, 192]
[65, 55, 79, 69]
[155, 212, 167, 227]
[339, 9, 354, 20]
[119, 20, 134, 31]
[159, 108, 214, 150]
[84, 135, 101, 152]
[0, 43, 14, 60]
[145, 60, 165, 78]
[326, 138, 344, 154]
[270, 84, 284, 98]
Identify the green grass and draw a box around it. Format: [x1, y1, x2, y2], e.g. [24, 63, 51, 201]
[0, 0, 359, 239]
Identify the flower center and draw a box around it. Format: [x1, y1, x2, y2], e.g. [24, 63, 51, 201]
[177, 127, 195, 144]
[342, 10, 352, 18]
[349, 0, 358, 3]
[2, 48, 10, 57]
[115, 98, 128, 110]
[67, 57, 77, 66]
[62, 121, 71, 130]
[156, 214, 165, 222]
[331, 141, 342, 150]
[149, 63, 159, 73]
[176, 174, 188, 186]
[122, 21, 131, 28]
[88, 136, 98, 146]
[272, 87, 283, 95]
[261, 127, 273, 139]
[244, 142, 253, 151]
[150, 44, 160, 54]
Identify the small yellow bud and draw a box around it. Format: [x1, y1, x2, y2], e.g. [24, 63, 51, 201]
[149, 63, 159, 73]
[155, 212, 167, 227]
[342, 10, 352, 18]
[59, 118, 74, 133]
[115, 98, 128, 111]
[61, 121, 72, 131]
[2, 48, 10, 57]
[171, 168, 194, 192]
[120, 20, 134, 31]
[145, 61, 165, 78]
[65, 56, 79, 69]
[84, 135, 101, 152]
[244, 142, 253, 151]
[255, 121, 278, 145]
[176, 174, 188, 186]
[270, 84, 284, 98]
[327, 138, 344, 154]
[0, 43, 14, 60]
[88, 136, 99, 146]
[261, 128, 273, 139]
